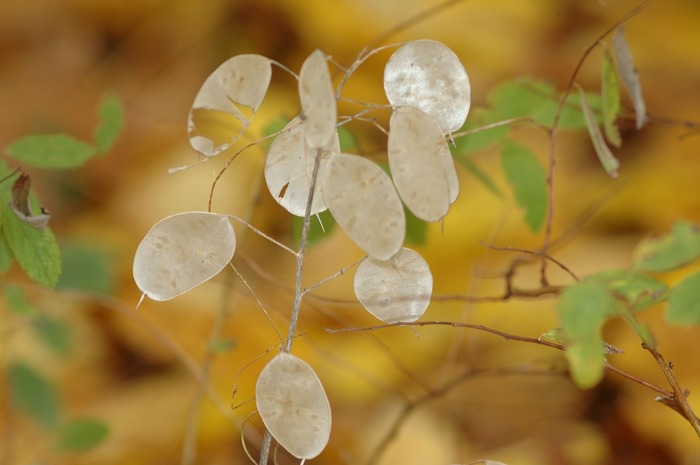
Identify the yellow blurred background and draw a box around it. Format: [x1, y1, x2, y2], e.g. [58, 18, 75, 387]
[1, 0, 700, 464]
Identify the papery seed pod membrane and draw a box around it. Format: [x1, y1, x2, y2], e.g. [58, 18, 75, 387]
[299, 50, 337, 149]
[187, 55, 272, 156]
[354, 248, 433, 323]
[322, 153, 405, 261]
[133, 212, 236, 301]
[384, 40, 471, 135]
[264, 118, 340, 217]
[256, 353, 331, 459]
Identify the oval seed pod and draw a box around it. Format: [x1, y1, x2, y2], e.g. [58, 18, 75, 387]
[133, 212, 236, 301]
[388, 107, 459, 222]
[353, 247, 432, 323]
[256, 353, 331, 460]
[264, 118, 340, 217]
[384, 40, 471, 135]
[322, 153, 405, 261]
[298, 50, 337, 149]
[187, 54, 272, 157]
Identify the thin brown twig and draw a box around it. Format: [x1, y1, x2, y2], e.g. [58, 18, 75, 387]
[539, 0, 652, 285]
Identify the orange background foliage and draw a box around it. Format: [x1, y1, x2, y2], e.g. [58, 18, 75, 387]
[1, 1, 699, 464]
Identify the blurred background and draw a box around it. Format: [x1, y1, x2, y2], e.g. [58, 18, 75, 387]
[1, 0, 700, 464]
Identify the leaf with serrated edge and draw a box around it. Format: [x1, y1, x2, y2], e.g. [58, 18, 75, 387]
[1, 203, 60, 287]
[384, 40, 470, 135]
[133, 212, 235, 301]
[613, 26, 647, 130]
[256, 353, 331, 459]
[501, 141, 547, 232]
[298, 50, 337, 149]
[667, 271, 700, 326]
[559, 280, 621, 388]
[354, 247, 432, 323]
[633, 221, 700, 272]
[264, 118, 338, 217]
[187, 54, 271, 156]
[322, 153, 405, 261]
[578, 85, 619, 178]
[5, 135, 95, 170]
[94, 94, 124, 153]
[388, 107, 456, 222]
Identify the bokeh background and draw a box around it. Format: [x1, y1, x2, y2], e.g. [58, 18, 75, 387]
[1, 0, 700, 464]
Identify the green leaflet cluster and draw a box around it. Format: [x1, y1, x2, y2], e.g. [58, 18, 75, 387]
[555, 221, 700, 388]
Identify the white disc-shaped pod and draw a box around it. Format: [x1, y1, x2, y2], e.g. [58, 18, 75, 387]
[388, 107, 459, 222]
[133, 212, 236, 301]
[354, 247, 433, 323]
[256, 352, 332, 460]
[298, 49, 337, 149]
[322, 153, 405, 261]
[187, 54, 272, 157]
[384, 40, 471, 135]
[264, 118, 340, 217]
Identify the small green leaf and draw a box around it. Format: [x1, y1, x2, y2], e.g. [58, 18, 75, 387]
[593, 269, 668, 311]
[94, 94, 124, 154]
[9, 362, 60, 429]
[667, 271, 700, 326]
[404, 207, 428, 246]
[33, 315, 72, 356]
[4, 284, 35, 315]
[57, 242, 114, 293]
[451, 108, 510, 154]
[633, 221, 700, 272]
[0, 231, 14, 272]
[559, 280, 621, 388]
[55, 418, 109, 452]
[501, 141, 547, 232]
[292, 209, 336, 247]
[601, 50, 622, 147]
[578, 85, 619, 178]
[5, 134, 95, 169]
[1, 202, 61, 287]
[488, 78, 600, 130]
[337, 125, 358, 152]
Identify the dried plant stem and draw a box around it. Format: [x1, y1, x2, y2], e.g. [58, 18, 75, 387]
[257, 148, 323, 465]
[539, 0, 651, 285]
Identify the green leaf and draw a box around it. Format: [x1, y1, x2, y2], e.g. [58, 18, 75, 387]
[292, 209, 336, 247]
[501, 141, 547, 232]
[488, 78, 600, 130]
[559, 280, 621, 388]
[404, 206, 428, 246]
[601, 50, 622, 147]
[337, 125, 359, 152]
[94, 94, 124, 154]
[33, 315, 72, 356]
[593, 269, 668, 311]
[0, 231, 14, 272]
[55, 418, 109, 452]
[667, 271, 700, 326]
[4, 284, 35, 315]
[578, 85, 619, 178]
[57, 242, 114, 293]
[1, 202, 61, 287]
[5, 134, 95, 169]
[633, 221, 700, 272]
[451, 108, 510, 154]
[9, 362, 60, 429]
